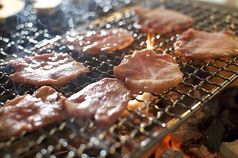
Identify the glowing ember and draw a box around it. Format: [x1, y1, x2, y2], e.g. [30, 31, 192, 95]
[155, 135, 191, 158]
[146, 30, 155, 49]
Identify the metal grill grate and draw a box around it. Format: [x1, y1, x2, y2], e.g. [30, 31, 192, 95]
[1, 0, 238, 157]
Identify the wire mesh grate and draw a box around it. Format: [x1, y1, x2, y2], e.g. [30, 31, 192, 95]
[0, 0, 238, 157]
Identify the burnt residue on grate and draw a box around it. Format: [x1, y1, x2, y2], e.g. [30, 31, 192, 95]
[1, 0, 238, 157]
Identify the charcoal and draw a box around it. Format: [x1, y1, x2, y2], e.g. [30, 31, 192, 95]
[219, 109, 238, 142]
[198, 116, 225, 154]
[180, 116, 225, 157]
[159, 148, 185, 158]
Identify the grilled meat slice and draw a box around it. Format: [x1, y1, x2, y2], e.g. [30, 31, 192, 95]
[133, 7, 193, 34]
[8, 53, 89, 86]
[64, 78, 131, 126]
[113, 49, 183, 94]
[0, 86, 67, 139]
[174, 28, 238, 61]
[64, 28, 134, 54]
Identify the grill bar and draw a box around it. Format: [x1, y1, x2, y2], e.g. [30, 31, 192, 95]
[1, 0, 238, 157]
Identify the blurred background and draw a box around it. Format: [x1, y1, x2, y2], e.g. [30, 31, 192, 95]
[194, 0, 238, 9]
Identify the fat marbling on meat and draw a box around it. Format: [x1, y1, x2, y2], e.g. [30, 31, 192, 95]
[0, 86, 66, 139]
[8, 52, 89, 86]
[133, 7, 193, 34]
[174, 28, 238, 61]
[64, 28, 134, 54]
[113, 49, 183, 94]
[64, 78, 131, 126]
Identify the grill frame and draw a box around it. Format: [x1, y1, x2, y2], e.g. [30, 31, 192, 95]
[1, 0, 238, 157]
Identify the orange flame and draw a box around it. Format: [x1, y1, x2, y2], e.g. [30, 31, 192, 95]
[146, 31, 155, 49]
[121, 92, 155, 117]
[155, 135, 191, 158]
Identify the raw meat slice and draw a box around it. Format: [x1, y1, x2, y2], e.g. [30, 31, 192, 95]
[64, 28, 134, 54]
[8, 53, 89, 86]
[174, 28, 238, 61]
[64, 78, 131, 126]
[133, 7, 193, 34]
[113, 49, 183, 94]
[0, 86, 67, 139]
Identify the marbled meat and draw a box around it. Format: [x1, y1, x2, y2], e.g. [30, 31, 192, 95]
[0, 86, 67, 139]
[174, 28, 238, 61]
[113, 49, 183, 94]
[64, 28, 134, 54]
[133, 7, 193, 34]
[8, 53, 89, 86]
[64, 78, 131, 126]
